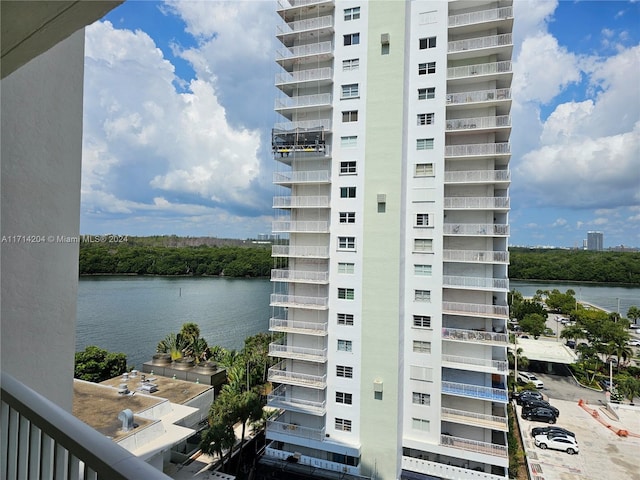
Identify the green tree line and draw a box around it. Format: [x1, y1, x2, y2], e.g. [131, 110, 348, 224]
[509, 248, 640, 285]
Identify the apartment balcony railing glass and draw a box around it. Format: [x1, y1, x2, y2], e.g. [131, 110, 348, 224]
[443, 223, 509, 236]
[447, 61, 512, 80]
[444, 169, 510, 184]
[276, 41, 333, 61]
[440, 434, 508, 458]
[270, 293, 329, 309]
[272, 245, 330, 258]
[444, 197, 510, 210]
[445, 115, 511, 131]
[276, 67, 333, 86]
[273, 195, 330, 208]
[448, 6, 513, 28]
[275, 93, 333, 110]
[277, 0, 333, 12]
[442, 381, 508, 403]
[276, 14, 333, 36]
[269, 340, 328, 363]
[442, 303, 509, 319]
[270, 268, 329, 283]
[441, 407, 508, 431]
[273, 118, 332, 132]
[443, 275, 509, 291]
[266, 414, 325, 441]
[273, 170, 330, 184]
[267, 361, 327, 389]
[442, 354, 508, 372]
[445, 142, 510, 157]
[448, 33, 513, 53]
[271, 220, 329, 233]
[443, 249, 509, 263]
[267, 384, 326, 415]
[269, 317, 328, 336]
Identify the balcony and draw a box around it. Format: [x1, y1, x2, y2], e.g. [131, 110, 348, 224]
[266, 444, 360, 476]
[276, 41, 333, 67]
[444, 169, 510, 184]
[268, 361, 326, 389]
[442, 328, 509, 347]
[271, 268, 329, 284]
[271, 220, 329, 233]
[442, 407, 508, 431]
[443, 223, 509, 236]
[444, 196, 510, 210]
[445, 142, 510, 158]
[275, 67, 333, 89]
[448, 33, 513, 59]
[402, 456, 507, 480]
[269, 317, 328, 336]
[448, 6, 513, 29]
[442, 303, 509, 320]
[1, 372, 171, 480]
[443, 249, 509, 264]
[273, 195, 330, 209]
[273, 118, 332, 132]
[275, 93, 333, 115]
[267, 384, 326, 415]
[447, 61, 512, 83]
[440, 434, 508, 458]
[443, 275, 509, 291]
[272, 245, 330, 258]
[446, 88, 511, 110]
[273, 170, 330, 185]
[270, 293, 329, 310]
[266, 414, 325, 442]
[269, 340, 328, 363]
[445, 115, 511, 133]
[277, 0, 335, 16]
[442, 380, 508, 403]
[276, 14, 333, 39]
[442, 354, 508, 373]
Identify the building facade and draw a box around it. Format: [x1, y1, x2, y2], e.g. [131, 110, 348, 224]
[265, 1, 513, 479]
[587, 231, 604, 251]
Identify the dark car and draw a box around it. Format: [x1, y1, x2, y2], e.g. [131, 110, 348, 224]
[522, 399, 560, 417]
[531, 426, 575, 438]
[513, 390, 544, 405]
[566, 340, 576, 349]
[522, 407, 557, 423]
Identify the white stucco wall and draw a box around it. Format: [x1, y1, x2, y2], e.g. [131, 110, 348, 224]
[1, 30, 85, 411]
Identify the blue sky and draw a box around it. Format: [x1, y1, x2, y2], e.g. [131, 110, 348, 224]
[81, 0, 640, 248]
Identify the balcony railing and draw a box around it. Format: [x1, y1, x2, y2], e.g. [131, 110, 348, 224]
[272, 245, 330, 258]
[446, 88, 511, 106]
[445, 142, 510, 157]
[267, 384, 326, 415]
[443, 275, 509, 291]
[442, 354, 508, 372]
[444, 197, 510, 209]
[277, 0, 333, 12]
[277, 14, 333, 36]
[266, 445, 360, 476]
[271, 268, 329, 283]
[276, 67, 333, 85]
[276, 41, 333, 61]
[273, 118, 332, 132]
[270, 293, 329, 309]
[445, 115, 511, 131]
[448, 33, 513, 53]
[444, 169, 510, 183]
[447, 61, 512, 80]
[1, 372, 171, 480]
[273, 170, 330, 184]
[266, 415, 325, 442]
[442, 303, 509, 319]
[269, 340, 328, 363]
[443, 223, 509, 236]
[269, 317, 328, 336]
[443, 249, 509, 263]
[267, 362, 326, 389]
[442, 329, 509, 348]
[441, 407, 508, 431]
[448, 6, 513, 28]
[442, 381, 508, 403]
[273, 195, 330, 208]
[402, 456, 507, 480]
[275, 93, 333, 110]
[271, 220, 329, 233]
[440, 434, 508, 458]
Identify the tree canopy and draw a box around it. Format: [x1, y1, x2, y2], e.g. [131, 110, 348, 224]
[74, 345, 127, 382]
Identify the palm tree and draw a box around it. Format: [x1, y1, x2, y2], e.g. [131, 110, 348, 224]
[156, 333, 187, 360]
[233, 388, 263, 477]
[616, 375, 640, 404]
[606, 340, 633, 368]
[200, 421, 236, 470]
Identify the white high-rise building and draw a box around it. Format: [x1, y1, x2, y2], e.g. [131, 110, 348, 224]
[265, 1, 513, 479]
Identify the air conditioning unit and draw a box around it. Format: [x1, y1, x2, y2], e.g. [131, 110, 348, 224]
[381, 33, 390, 45]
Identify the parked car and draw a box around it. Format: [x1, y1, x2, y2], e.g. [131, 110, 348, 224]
[531, 426, 575, 438]
[627, 340, 640, 347]
[518, 372, 544, 388]
[534, 434, 579, 454]
[522, 400, 560, 417]
[599, 379, 612, 391]
[566, 340, 576, 349]
[629, 324, 640, 330]
[513, 390, 544, 405]
[522, 407, 557, 423]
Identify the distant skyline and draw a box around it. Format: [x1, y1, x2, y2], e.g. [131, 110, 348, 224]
[81, 0, 640, 248]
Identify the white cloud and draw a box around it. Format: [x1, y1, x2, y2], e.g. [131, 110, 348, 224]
[552, 218, 567, 227]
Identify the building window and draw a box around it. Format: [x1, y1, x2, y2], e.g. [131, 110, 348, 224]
[418, 87, 436, 100]
[344, 33, 360, 46]
[414, 239, 433, 252]
[410, 365, 433, 382]
[413, 315, 431, 328]
[337, 313, 355, 325]
[338, 339, 353, 351]
[339, 212, 356, 224]
[344, 7, 360, 21]
[415, 290, 431, 302]
[335, 418, 352, 432]
[338, 262, 355, 274]
[340, 187, 356, 198]
[413, 340, 431, 353]
[336, 392, 353, 404]
[337, 365, 353, 378]
[341, 84, 359, 99]
[412, 392, 431, 405]
[340, 136, 358, 147]
[338, 236, 356, 249]
[343, 58, 360, 71]
[417, 113, 434, 125]
[338, 288, 354, 300]
[416, 214, 431, 227]
[342, 110, 358, 122]
[418, 62, 436, 75]
[414, 264, 432, 276]
[419, 37, 436, 49]
[416, 138, 434, 150]
[340, 161, 357, 174]
[412, 418, 430, 431]
[415, 163, 434, 176]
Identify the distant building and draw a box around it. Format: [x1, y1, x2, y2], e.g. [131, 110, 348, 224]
[587, 231, 604, 251]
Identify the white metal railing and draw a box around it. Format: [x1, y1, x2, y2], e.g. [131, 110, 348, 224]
[1, 372, 171, 480]
[271, 269, 329, 283]
[273, 170, 330, 184]
[271, 220, 329, 233]
[448, 33, 512, 53]
[441, 434, 508, 458]
[272, 245, 330, 258]
[267, 416, 325, 442]
[445, 142, 510, 157]
[447, 61, 512, 79]
[266, 445, 360, 476]
[267, 384, 326, 415]
[448, 6, 513, 27]
[276, 14, 333, 36]
[444, 197, 510, 209]
[441, 407, 508, 430]
[276, 67, 333, 85]
[442, 354, 508, 372]
[443, 223, 509, 236]
[273, 118, 332, 131]
[446, 88, 511, 105]
[269, 341, 328, 362]
[276, 41, 333, 61]
[267, 361, 327, 388]
[444, 169, 510, 183]
[443, 249, 509, 263]
[275, 93, 332, 110]
[273, 195, 330, 208]
[442, 327, 509, 345]
[402, 456, 506, 480]
[443, 275, 509, 290]
[269, 317, 328, 335]
[270, 293, 329, 309]
[277, 0, 333, 12]
[442, 303, 509, 319]
[445, 115, 511, 131]
[442, 381, 508, 403]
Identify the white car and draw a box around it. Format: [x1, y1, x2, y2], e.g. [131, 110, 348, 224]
[518, 372, 544, 388]
[534, 434, 579, 454]
[628, 340, 640, 347]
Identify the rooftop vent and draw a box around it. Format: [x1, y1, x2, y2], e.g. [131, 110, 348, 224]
[117, 383, 129, 395]
[118, 409, 134, 432]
